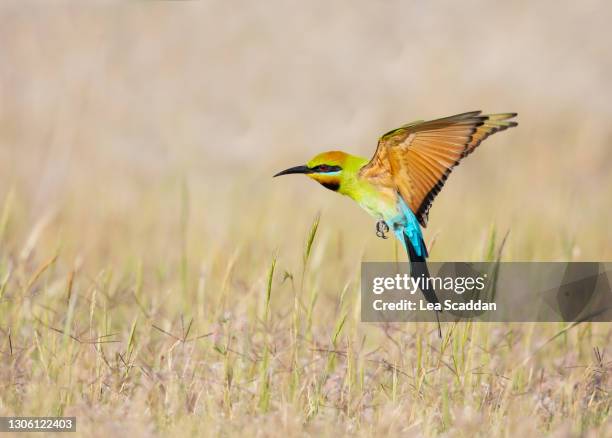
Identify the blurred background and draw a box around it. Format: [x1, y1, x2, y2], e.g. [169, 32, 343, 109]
[1, 3, 611, 434]
[0, 0, 611, 268]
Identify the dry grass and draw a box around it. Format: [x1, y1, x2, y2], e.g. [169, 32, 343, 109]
[0, 2, 611, 436]
[0, 196, 610, 437]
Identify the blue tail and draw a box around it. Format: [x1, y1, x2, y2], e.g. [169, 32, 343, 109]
[391, 197, 440, 305]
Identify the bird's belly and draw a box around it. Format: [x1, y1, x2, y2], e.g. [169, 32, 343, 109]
[356, 192, 398, 220]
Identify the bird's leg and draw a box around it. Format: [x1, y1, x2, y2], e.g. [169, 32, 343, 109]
[375, 220, 390, 239]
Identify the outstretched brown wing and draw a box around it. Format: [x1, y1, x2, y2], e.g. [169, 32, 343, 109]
[359, 111, 517, 226]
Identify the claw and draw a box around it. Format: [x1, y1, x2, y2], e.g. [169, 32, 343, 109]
[375, 220, 389, 239]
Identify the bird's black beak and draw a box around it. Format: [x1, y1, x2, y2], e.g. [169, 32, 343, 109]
[273, 165, 312, 177]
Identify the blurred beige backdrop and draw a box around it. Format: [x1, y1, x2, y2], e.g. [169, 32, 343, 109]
[0, 1, 611, 263]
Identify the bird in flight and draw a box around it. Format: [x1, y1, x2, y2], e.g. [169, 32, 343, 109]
[274, 111, 517, 323]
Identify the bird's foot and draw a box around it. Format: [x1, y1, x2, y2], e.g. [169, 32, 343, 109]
[375, 220, 390, 239]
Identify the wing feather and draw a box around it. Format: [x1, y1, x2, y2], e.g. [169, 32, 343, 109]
[359, 111, 517, 226]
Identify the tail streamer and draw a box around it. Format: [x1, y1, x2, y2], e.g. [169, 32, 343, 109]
[404, 234, 442, 338]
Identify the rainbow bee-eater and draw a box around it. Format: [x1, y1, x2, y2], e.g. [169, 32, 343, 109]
[274, 111, 517, 313]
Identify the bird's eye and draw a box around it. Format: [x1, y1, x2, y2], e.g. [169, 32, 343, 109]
[318, 165, 330, 172]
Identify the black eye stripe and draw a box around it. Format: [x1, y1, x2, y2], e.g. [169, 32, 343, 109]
[312, 164, 342, 173]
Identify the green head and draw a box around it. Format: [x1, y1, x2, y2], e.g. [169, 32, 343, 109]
[273, 151, 367, 193]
